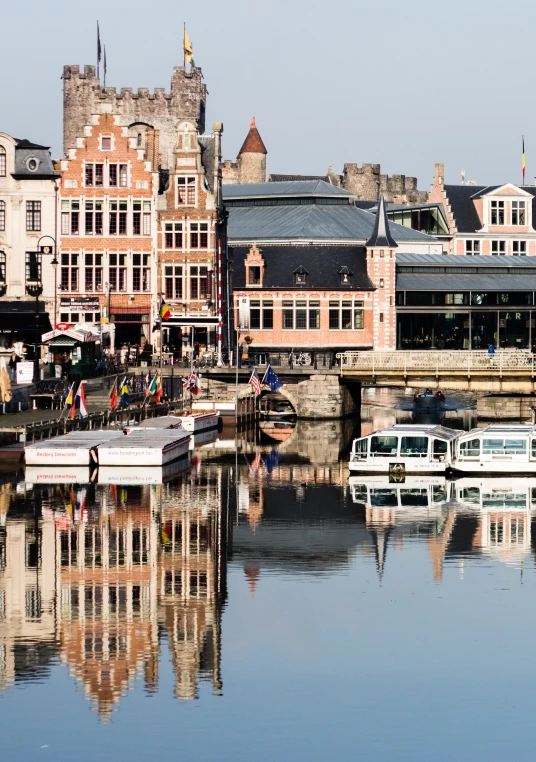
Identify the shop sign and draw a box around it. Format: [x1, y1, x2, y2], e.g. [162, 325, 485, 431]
[56, 322, 70, 331]
[16, 362, 34, 384]
[60, 297, 100, 311]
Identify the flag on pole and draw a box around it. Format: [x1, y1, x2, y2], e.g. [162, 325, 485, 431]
[97, 21, 102, 75]
[155, 372, 163, 404]
[184, 28, 193, 64]
[110, 379, 118, 410]
[248, 368, 262, 396]
[160, 301, 171, 321]
[103, 45, 107, 88]
[75, 382, 87, 418]
[261, 364, 283, 391]
[191, 372, 201, 396]
[522, 136, 526, 184]
[65, 382, 75, 407]
[146, 373, 157, 398]
[120, 377, 130, 408]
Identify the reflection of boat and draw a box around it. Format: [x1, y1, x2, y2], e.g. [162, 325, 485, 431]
[259, 419, 296, 442]
[349, 425, 461, 474]
[455, 424, 536, 473]
[453, 477, 536, 510]
[25, 466, 92, 484]
[98, 460, 190, 484]
[349, 475, 450, 513]
[412, 394, 446, 412]
[260, 399, 297, 421]
[189, 428, 220, 450]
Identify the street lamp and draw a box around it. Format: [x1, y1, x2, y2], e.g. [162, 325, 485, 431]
[27, 237, 58, 383]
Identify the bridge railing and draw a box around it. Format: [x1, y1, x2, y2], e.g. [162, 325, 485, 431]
[337, 350, 536, 374]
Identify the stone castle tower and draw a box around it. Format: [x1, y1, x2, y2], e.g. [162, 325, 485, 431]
[342, 163, 427, 203]
[62, 64, 207, 169]
[221, 117, 267, 185]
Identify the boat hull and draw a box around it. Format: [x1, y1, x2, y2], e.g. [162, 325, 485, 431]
[412, 396, 446, 411]
[349, 459, 449, 474]
[453, 461, 536, 474]
[97, 438, 190, 466]
[179, 412, 220, 432]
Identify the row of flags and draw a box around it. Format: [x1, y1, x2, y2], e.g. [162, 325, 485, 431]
[65, 381, 87, 419]
[109, 376, 131, 410]
[248, 365, 283, 397]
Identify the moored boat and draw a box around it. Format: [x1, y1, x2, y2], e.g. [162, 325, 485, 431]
[412, 392, 446, 412]
[349, 424, 462, 474]
[25, 430, 120, 466]
[96, 429, 191, 466]
[454, 424, 536, 473]
[177, 410, 220, 432]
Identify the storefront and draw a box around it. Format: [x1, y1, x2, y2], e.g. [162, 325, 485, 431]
[0, 301, 52, 360]
[161, 316, 219, 359]
[41, 327, 100, 378]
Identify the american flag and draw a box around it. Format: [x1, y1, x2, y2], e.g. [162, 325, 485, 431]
[248, 368, 262, 396]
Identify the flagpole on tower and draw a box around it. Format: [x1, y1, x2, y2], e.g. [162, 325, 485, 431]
[183, 22, 186, 68]
[522, 135, 526, 186]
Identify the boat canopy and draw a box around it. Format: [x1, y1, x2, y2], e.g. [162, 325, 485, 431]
[357, 424, 461, 443]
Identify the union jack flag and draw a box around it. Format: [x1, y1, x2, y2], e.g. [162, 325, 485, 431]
[248, 368, 262, 396]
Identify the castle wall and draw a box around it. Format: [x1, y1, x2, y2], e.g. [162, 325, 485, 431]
[342, 162, 427, 203]
[238, 152, 266, 184]
[63, 65, 207, 169]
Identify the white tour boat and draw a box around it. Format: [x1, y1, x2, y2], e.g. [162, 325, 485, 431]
[454, 424, 536, 473]
[96, 429, 190, 466]
[25, 430, 120, 466]
[349, 425, 462, 475]
[177, 410, 221, 432]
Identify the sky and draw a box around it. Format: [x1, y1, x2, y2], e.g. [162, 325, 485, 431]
[2, 0, 535, 190]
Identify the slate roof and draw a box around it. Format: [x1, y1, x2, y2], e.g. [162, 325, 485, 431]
[396, 252, 536, 290]
[444, 184, 536, 232]
[397, 252, 536, 266]
[223, 180, 353, 199]
[365, 195, 397, 248]
[238, 118, 267, 155]
[269, 174, 330, 183]
[12, 140, 57, 179]
[227, 204, 436, 243]
[397, 272, 536, 290]
[232, 244, 374, 290]
[198, 135, 216, 194]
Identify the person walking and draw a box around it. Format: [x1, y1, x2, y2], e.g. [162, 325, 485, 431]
[488, 343, 495, 367]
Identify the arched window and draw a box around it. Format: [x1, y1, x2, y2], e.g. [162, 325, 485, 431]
[0, 147, 5, 177]
[137, 132, 142, 147]
[0, 251, 6, 283]
[0, 201, 4, 231]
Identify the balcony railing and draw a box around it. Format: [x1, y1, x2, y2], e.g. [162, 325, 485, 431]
[337, 350, 536, 374]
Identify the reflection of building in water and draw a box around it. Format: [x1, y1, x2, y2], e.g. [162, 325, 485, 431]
[158, 468, 226, 700]
[0, 495, 56, 690]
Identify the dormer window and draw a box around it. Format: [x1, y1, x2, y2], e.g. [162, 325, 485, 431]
[294, 265, 308, 286]
[248, 266, 261, 285]
[491, 200, 504, 225]
[26, 157, 39, 172]
[101, 136, 112, 151]
[512, 200, 526, 225]
[338, 265, 353, 286]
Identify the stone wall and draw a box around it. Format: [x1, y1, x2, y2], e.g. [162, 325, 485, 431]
[63, 65, 207, 169]
[341, 162, 428, 203]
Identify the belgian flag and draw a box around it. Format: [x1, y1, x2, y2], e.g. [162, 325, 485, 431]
[160, 301, 171, 321]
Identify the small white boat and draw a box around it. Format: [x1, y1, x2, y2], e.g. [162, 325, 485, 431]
[455, 424, 536, 473]
[349, 425, 462, 475]
[25, 430, 120, 466]
[176, 410, 220, 432]
[96, 429, 190, 466]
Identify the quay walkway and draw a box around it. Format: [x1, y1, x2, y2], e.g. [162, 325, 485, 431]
[337, 350, 536, 391]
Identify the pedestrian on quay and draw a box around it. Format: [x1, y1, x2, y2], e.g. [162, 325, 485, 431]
[488, 343, 495, 367]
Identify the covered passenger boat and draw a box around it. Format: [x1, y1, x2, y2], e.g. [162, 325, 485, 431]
[455, 424, 536, 473]
[349, 424, 462, 475]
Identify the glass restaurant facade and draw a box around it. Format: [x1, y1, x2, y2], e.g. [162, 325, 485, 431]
[395, 256, 536, 350]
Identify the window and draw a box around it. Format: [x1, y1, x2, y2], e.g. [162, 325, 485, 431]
[249, 299, 274, 329]
[109, 200, 127, 235]
[513, 240, 527, 256]
[101, 136, 112, 151]
[492, 240, 505, 256]
[400, 436, 428, 457]
[137, 133, 142, 147]
[281, 299, 320, 330]
[329, 299, 364, 330]
[189, 265, 208, 300]
[0, 146, 5, 177]
[0, 251, 5, 283]
[482, 438, 527, 455]
[165, 222, 183, 249]
[61, 200, 80, 235]
[84, 253, 103, 292]
[370, 436, 398, 456]
[85, 163, 103, 187]
[133, 253, 151, 291]
[460, 439, 480, 457]
[0, 201, 4, 231]
[248, 266, 261, 285]
[109, 163, 127, 188]
[25, 251, 41, 282]
[85, 200, 103, 235]
[177, 176, 196, 205]
[465, 239, 480, 255]
[133, 201, 151, 235]
[294, 266, 308, 285]
[491, 200, 505, 225]
[190, 222, 208, 248]
[512, 200, 526, 225]
[60, 253, 79, 292]
[164, 266, 183, 299]
[109, 253, 127, 291]
[26, 201, 41, 231]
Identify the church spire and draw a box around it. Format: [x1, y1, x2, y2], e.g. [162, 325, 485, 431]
[367, 194, 397, 248]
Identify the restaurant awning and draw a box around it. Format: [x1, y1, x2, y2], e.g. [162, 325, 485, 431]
[0, 301, 52, 332]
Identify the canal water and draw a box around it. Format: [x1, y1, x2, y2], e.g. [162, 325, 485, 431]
[1, 390, 535, 761]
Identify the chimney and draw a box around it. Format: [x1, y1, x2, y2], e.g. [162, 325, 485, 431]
[434, 163, 444, 186]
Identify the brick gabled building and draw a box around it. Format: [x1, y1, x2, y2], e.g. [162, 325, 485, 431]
[59, 112, 159, 349]
[157, 120, 226, 359]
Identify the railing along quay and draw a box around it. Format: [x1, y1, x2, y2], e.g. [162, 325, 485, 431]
[337, 350, 536, 375]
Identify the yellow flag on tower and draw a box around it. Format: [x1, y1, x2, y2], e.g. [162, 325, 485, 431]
[184, 28, 193, 64]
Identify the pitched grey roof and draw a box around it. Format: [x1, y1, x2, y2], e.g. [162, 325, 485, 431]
[365, 195, 397, 248]
[223, 179, 352, 199]
[397, 273, 536, 290]
[269, 174, 330, 183]
[13, 143, 57, 179]
[396, 252, 536, 290]
[227, 204, 436, 243]
[397, 252, 536, 266]
[444, 184, 536, 233]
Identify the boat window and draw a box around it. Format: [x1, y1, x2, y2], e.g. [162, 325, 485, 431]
[353, 439, 368, 460]
[432, 485, 448, 503]
[432, 439, 448, 461]
[482, 492, 527, 510]
[532, 439, 536, 458]
[370, 489, 398, 507]
[459, 439, 480, 457]
[482, 438, 526, 455]
[400, 489, 428, 507]
[400, 436, 428, 457]
[370, 436, 398, 457]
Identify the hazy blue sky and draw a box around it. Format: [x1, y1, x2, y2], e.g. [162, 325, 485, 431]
[2, 0, 534, 189]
